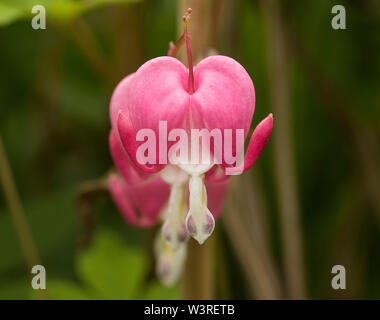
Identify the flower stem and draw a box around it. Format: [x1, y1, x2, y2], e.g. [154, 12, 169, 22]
[169, 8, 195, 94]
[183, 9, 195, 94]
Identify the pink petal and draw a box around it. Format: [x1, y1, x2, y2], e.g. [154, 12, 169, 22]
[191, 55, 255, 162]
[127, 57, 190, 133]
[227, 113, 273, 174]
[117, 111, 163, 173]
[108, 173, 170, 227]
[109, 129, 148, 184]
[110, 73, 134, 130]
[192, 55, 255, 134]
[205, 165, 230, 182]
[205, 177, 229, 219]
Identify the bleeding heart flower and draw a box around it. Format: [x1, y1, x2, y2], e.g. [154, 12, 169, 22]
[109, 8, 272, 250]
[109, 123, 228, 285]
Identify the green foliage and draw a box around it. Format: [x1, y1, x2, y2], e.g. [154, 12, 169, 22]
[30, 229, 180, 300]
[0, 0, 379, 300]
[77, 229, 146, 299]
[0, 0, 140, 26]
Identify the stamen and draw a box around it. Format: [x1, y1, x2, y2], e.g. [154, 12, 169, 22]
[167, 8, 193, 62]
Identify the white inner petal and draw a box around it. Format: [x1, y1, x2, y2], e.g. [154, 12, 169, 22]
[160, 165, 189, 250]
[185, 172, 215, 245]
[161, 184, 187, 250]
[161, 160, 216, 246]
[154, 232, 187, 286]
[160, 164, 188, 185]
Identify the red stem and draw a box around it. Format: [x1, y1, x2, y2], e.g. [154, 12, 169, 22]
[184, 9, 194, 94]
[185, 35, 194, 94]
[167, 9, 195, 94]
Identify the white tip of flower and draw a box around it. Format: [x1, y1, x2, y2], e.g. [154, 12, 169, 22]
[155, 234, 187, 286]
[185, 174, 215, 245]
[160, 178, 188, 250]
[185, 208, 215, 245]
[162, 219, 188, 251]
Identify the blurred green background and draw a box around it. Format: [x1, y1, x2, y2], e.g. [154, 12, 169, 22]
[0, 0, 379, 299]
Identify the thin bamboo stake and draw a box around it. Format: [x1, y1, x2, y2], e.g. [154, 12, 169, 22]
[183, 237, 215, 299]
[224, 177, 283, 299]
[261, 0, 307, 299]
[0, 136, 41, 270]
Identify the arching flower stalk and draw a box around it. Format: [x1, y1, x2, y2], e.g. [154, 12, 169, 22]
[108, 8, 273, 285]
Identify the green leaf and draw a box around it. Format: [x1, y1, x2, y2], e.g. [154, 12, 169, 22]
[76, 229, 146, 299]
[0, 3, 23, 26]
[27, 229, 180, 300]
[0, 0, 140, 27]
